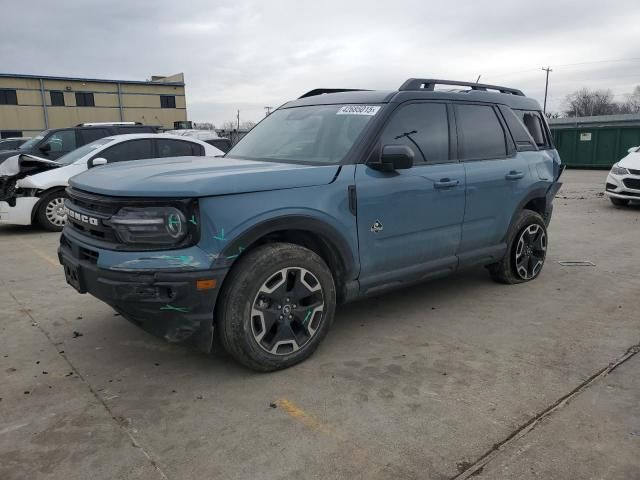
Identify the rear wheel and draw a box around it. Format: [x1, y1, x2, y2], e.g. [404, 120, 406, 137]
[36, 190, 67, 232]
[488, 209, 547, 284]
[609, 197, 629, 207]
[217, 243, 336, 372]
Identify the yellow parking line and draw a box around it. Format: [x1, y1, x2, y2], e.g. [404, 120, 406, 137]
[275, 398, 333, 435]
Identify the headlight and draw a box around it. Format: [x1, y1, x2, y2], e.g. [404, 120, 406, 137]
[610, 163, 629, 175]
[107, 206, 196, 246]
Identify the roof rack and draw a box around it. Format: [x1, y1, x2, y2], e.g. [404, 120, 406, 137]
[298, 88, 369, 99]
[399, 78, 524, 96]
[76, 122, 143, 127]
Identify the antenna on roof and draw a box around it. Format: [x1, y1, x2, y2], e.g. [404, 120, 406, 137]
[475, 75, 482, 83]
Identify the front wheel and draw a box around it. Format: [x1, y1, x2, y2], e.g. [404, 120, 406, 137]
[609, 197, 629, 207]
[488, 209, 548, 284]
[217, 243, 336, 372]
[36, 190, 67, 232]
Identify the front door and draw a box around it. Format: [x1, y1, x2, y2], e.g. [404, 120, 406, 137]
[355, 102, 465, 291]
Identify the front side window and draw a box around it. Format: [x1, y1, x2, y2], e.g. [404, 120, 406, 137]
[75, 92, 95, 107]
[379, 103, 449, 163]
[98, 139, 153, 163]
[43, 130, 77, 152]
[456, 105, 507, 160]
[227, 104, 378, 165]
[157, 139, 202, 157]
[19, 131, 47, 150]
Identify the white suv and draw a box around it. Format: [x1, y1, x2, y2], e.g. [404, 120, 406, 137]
[0, 134, 222, 230]
[605, 146, 640, 206]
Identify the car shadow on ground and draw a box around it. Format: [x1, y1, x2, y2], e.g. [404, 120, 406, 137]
[0, 225, 57, 237]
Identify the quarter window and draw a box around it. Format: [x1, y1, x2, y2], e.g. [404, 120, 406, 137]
[160, 95, 176, 108]
[98, 139, 153, 163]
[75, 92, 95, 107]
[50, 91, 65, 106]
[0, 89, 18, 105]
[379, 103, 449, 163]
[515, 110, 550, 148]
[456, 105, 507, 160]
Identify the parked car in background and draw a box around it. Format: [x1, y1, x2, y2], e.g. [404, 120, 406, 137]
[0, 134, 221, 231]
[60, 78, 563, 372]
[0, 137, 31, 151]
[166, 129, 232, 153]
[0, 122, 159, 166]
[605, 146, 640, 206]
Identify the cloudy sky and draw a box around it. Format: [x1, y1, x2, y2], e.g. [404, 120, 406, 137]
[2, 0, 639, 125]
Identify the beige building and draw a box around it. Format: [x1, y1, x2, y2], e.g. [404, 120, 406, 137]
[0, 72, 187, 137]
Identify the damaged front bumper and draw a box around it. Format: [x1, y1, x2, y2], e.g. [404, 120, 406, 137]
[58, 232, 228, 352]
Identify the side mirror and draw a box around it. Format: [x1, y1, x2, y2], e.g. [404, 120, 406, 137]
[88, 157, 108, 168]
[369, 145, 414, 172]
[39, 143, 51, 153]
[628, 146, 639, 154]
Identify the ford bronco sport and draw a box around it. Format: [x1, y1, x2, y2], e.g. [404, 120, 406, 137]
[59, 78, 563, 371]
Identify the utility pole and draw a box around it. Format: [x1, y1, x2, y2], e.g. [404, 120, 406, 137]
[541, 66, 552, 114]
[236, 110, 240, 130]
[264, 106, 273, 116]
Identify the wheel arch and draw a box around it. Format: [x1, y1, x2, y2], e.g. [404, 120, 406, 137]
[31, 186, 68, 223]
[503, 186, 549, 242]
[219, 215, 357, 303]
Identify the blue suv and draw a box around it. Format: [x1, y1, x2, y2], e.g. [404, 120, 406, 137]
[59, 78, 563, 371]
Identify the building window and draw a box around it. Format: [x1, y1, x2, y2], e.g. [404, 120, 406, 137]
[1, 130, 22, 139]
[0, 89, 18, 105]
[160, 95, 176, 108]
[75, 92, 95, 107]
[50, 91, 65, 106]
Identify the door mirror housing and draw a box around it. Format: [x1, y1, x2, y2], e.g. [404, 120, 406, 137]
[39, 142, 51, 153]
[88, 157, 108, 168]
[369, 145, 414, 172]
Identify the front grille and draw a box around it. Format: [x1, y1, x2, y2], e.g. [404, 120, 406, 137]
[622, 178, 640, 190]
[65, 188, 120, 244]
[629, 169, 640, 175]
[619, 190, 640, 197]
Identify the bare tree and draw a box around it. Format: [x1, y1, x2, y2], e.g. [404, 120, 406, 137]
[194, 122, 216, 130]
[220, 120, 237, 131]
[563, 88, 619, 117]
[619, 85, 640, 114]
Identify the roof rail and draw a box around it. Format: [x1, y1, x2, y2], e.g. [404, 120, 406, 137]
[76, 122, 143, 127]
[399, 78, 525, 96]
[298, 88, 369, 99]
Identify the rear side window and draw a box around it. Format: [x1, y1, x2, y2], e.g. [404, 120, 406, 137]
[515, 110, 550, 149]
[380, 103, 449, 163]
[157, 139, 202, 157]
[455, 105, 507, 160]
[116, 126, 156, 134]
[79, 128, 110, 145]
[99, 139, 153, 163]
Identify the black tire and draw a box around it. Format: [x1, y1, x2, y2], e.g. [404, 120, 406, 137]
[610, 197, 629, 207]
[36, 190, 67, 232]
[217, 242, 336, 372]
[488, 209, 548, 284]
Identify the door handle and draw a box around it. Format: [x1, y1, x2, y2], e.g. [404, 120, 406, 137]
[505, 170, 525, 180]
[434, 178, 460, 189]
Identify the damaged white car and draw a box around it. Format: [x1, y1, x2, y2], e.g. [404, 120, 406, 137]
[0, 134, 222, 231]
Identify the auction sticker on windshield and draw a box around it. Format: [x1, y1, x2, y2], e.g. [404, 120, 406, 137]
[336, 105, 381, 116]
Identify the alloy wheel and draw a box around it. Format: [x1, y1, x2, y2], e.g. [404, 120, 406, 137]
[251, 267, 325, 355]
[515, 224, 546, 280]
[45, 197, 67, 227]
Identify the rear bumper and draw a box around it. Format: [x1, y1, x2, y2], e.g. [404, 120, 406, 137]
[58, 235, 227, 352]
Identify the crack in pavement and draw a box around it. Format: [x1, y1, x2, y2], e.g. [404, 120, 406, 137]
[7, 289, 170, 480]
[451, 342, 640, 479]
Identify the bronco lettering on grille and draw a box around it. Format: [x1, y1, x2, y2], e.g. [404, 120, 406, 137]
[63, 206, 99, 226]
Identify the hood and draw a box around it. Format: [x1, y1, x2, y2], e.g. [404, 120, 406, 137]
[0, 154, 62, 201]
[69, 156, 340, 197]
[618, 151, 640, 169]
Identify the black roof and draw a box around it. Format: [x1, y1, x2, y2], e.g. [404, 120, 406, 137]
[284, 78, 540, 111]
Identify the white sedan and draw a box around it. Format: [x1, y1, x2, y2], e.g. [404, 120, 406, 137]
[0, 134, 222, 231]
[605, 146, 640, 206]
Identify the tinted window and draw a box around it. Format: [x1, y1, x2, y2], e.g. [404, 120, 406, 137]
[456, 105, 507, 159]
[380, 103, 449, 163]
[0, 90, 18, 105]
[99, 139, 153, 163]
[206, 138, 232, 153]
[43, 130, 76, 152]
[50, 91, 65, 106]
[157, 139, 202, 157]
[160, 95, 176, 108]
[75, 92, 95, 107]
[515, 110, 549, 148]
[79, 128, 110, 145]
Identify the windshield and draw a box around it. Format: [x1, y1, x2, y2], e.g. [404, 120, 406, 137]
[19, 131, 48, 151]
[56, 137, 114, 165]
[227, 104, 380, 164]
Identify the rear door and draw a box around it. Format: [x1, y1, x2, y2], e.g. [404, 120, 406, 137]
[456, 103, 528, 261]
[355, 102, 466, 290]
